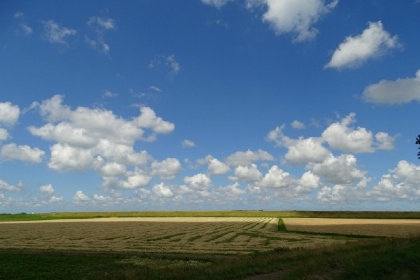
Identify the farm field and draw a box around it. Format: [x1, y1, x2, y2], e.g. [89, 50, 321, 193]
[283, 218, 420, 237]
[1, 212, 419, 280]
[0, 217, 354, 255]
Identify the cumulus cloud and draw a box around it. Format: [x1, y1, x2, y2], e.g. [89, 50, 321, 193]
[233, 164, 263, 183]
[311, 154, 366, 185]
[322, 113, 394, 153]
[73, 190, 90, 201]
[184, 173, 212, 190]
[370, 161, 420, 201]
[152, 182, 174, 198]
[260, 165, 294, 188]
[20, 24, 33, 35]
[325, 21, 400, 69]
[362, 69, 420, 104]
[28, 95, 174, 191]
[286, 137, 330, 165]
[0, 128, 8, 141]
[151, 158, 182, 180]
[259, 0, 338, 42]
[201, 0, 234, 8]
[291, 120, 305, 129]
[0, 102, 20, 126]
[0, 143, 45, 163]
[0, 179, 21, 192]
[197, 155, 230, 175]
[40, 184, 63, 202]
[43, 20, 76, 45]
[226, 149, 274, 166]
[86, 16, 117, 54]
[267, 125, 330, 165]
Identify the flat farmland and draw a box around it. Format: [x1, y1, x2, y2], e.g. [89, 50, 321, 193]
[0, 217, 353, 255]
[283, 218, 420, 237]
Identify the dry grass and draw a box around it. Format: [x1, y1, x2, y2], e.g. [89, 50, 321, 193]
[0, 217, 352, 255]
[283, 218, 420, 237]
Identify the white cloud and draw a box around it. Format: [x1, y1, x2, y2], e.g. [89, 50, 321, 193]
[86, 16, 116, 54]
[43, 20, 76, 45]
[201, 0, 234, 9]
[298, 171, 322, 192]
[184, 173, 212, 190]
[322, 113, 375, 153]
[260, 165, 294, 188]
[233, 164, 262, 183]
[29, 95, 175, 190]
[39, 184, 63, 202]
[362, 69, 420, 104]
[0, 102, 20, 126]
[375, 132, 395, 150]
[208, 157, 230, 175]
[325, 21, 400, 69]
[216, 182, 246, 200]
[152, 182, 174, 198]
[73, 190, 90, 201]
[226, 149, 274, 166]
[151, 158, 182, 180]
[181, 139, 196, 148]
[14, 12, 24, 18]
[370, 161, 420, 201]
[35, 94, 72, 123]
[260, 0, 338, 42]
[285, 137, 331, 165]
[48, 143, 95, 172]
[134, 107, 175, 134]
[197, 155, 230, 176]
[99, 162, 127, 177]
[0, 143, 45, 163]
[0, 179, 20, 192]
[291, 120, 305, 129]
[267, 125, 330, 165]
[40, 184, 55, 196]
[149, 54, 180, 76]
[103, 90, 118, 98]
[115, 168, 152, 189]
[311, 154, 366, 185]
[20, 24, 33, 35]
[0, 128, 9, 141]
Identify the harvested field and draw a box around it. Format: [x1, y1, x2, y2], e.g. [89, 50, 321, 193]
[283, 218, 420, 237]
[0, 217, 352, 255]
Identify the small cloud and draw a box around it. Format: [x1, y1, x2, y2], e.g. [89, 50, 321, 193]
[149, 54, 180, 77]
[149, 86, 162, 93]
[20, 24, 33, 35]
[103, 90, 118, 98]
[14, 12, 24, 19]
[201, 0, 235, 9]
[291, 120, 305, 129]
[182, 139, 196, 148]
[86, 16, 116, 54]
[42, 20, 76, 45]
[362, 69, 420, 105]
[325, 21, 401, 69]
[258, 0, 338, 42]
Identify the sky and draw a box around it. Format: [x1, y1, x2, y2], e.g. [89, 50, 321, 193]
[1, 0, 420, 213]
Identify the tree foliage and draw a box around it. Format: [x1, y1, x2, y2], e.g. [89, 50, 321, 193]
[416, 135, 420, 159]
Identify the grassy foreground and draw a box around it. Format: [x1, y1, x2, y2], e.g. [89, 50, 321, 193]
[1, 211, 419, 279]
[0, 236, 419, 280]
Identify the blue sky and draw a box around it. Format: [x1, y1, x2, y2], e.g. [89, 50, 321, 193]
[1, 0, 420, 213]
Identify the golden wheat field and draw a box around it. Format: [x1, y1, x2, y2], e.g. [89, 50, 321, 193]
[283, 218, 420, 237]
[0, 217, 352, 255]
